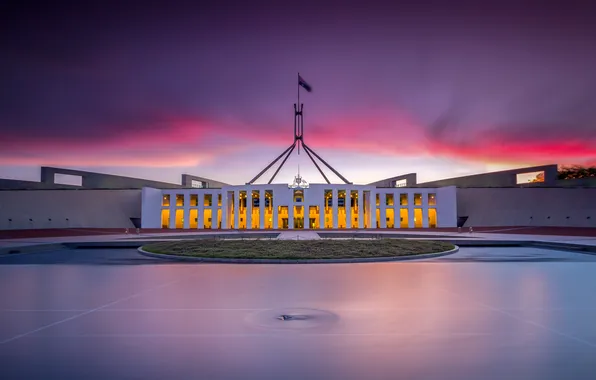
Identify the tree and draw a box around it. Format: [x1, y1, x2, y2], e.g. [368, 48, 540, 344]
[557, 165, 596, 180]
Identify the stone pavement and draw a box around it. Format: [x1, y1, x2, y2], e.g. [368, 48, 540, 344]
[1, 228, 596, 255]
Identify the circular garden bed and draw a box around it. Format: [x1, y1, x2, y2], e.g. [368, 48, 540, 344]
[140, 238, 456, 262]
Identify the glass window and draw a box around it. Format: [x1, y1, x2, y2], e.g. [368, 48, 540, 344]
[218, 194, 222, 206]
[162, 194, 170, 207]
[204, 194, 212, 207]
[428, 193, 436, 206]
[176, 194, 184, 207]
[414, 193, 422, 206]
[385, 194, 394, 206]
[338, 190, 345, 208]
[190, 194, 198, 206]
[376, 194, 380, 206]
[400, 194, 408, 206]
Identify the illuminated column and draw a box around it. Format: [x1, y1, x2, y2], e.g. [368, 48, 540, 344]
[198, 194, 205, 229]
[212, 194, 218, 229]
[332, 189, 338, 228]
[358, 190, 364, 229]
[183, 193, 190, 229]
[234, 190, 240, 229]
[380, 198, 387, 229]
[259, 190, 265, 229]
[288, 202, 294, 229]
[370, 191, 377, 229]
[408, 193, 414, 228]
[246, 187, 252, 229]
[393, 192, 399, 230]
[422, 191, 429, 228]
[344, 187, 352, 228]
[221, 192, 228, 229]
[319, 189, 325, 229]
[273, 196, 279, 229]
[304, 202, 309, 230]
[168, 194, 176, 229]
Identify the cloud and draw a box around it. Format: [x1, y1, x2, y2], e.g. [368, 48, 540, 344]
[1, 0, 595, 174]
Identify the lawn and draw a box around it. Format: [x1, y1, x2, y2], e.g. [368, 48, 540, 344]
[141, 238, 455, 260]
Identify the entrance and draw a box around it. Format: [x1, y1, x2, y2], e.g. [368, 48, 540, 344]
[294, 217, 304, 229]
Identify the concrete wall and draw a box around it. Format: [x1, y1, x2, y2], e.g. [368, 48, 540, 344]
[417, 164, 558, 188]
[40, 167, 183, 189]
[181, 174, 229, 188]
[368, 173, 417, 188]
[0, 178, 80, 190]
[0, 189, 141, 230]
[141, 188, 163, 229]
[457, 188, 596, 228]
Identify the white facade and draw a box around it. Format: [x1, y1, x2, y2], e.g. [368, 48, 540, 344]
[141, 184, 457, 229]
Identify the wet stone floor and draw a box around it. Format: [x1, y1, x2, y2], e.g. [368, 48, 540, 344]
[1, 246, 596, 379]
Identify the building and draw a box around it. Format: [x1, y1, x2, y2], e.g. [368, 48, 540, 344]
[0, 164, 595, 230]
[140, 183, 456, 230]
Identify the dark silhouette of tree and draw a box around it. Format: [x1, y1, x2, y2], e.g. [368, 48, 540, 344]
[557, 165, 596, 180]
[530, 172, 545, 183]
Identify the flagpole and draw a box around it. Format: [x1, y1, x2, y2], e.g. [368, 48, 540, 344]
[297, 72, 300, 109]
[297, 72, 300, 154]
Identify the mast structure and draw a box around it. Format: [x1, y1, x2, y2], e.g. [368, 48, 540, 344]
[247, 73, 352, 185]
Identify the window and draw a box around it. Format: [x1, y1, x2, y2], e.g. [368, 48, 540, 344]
[428, 193, 436, 206]
[393, 179, 407, 187]
[324, 190, 332, 208]
[218, 194, 222, 206]
[191, 180, 204, 188]
[54, 173, 82, 186]
[204, 194, 212, 207]
[162, 194, 170, 207]
[376, 194, 380, 206]
[516, 171, 545, 184]
[190, 194, 198, 206]
[294, 189, 303, 203]
[414, 193, 422, 206]
[338, 190, 346, 208]
[176, 194, 184, 207]
[400, 194, 408, 206]
[385, 194, 394, 206]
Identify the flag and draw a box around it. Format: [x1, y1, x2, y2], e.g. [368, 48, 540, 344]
[298, 75, 312, 92]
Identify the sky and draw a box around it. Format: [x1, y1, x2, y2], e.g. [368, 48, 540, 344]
[1, 0, 595, 185]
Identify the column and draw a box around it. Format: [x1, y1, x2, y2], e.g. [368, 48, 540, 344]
[345, 189, 351, 229]
[380, 199, 387, 229]
[168, 194, 176, 229]
[408, 192, 414, 228]
[304, 203, 309, 230]
[259, 190, 265, 229]
[370, 191, 377, 229]
[244, 188, 251, 229]
[288, 203, 294, 229]
[358, 190, 364, 229]
[319, 190, 326, 229]
[183, 194, 190, 229]
[212, 194, 218, 229]
[198, 194, 205, 229]
[234, 190, 240, 229]
[422, 191, 429, 228]
[393, 191, 400, 229]
[273, 198, 279, 229]
[221, 192, 228, 229]
[332, 189, 338, 229]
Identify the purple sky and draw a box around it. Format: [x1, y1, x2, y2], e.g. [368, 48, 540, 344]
[1, 0, 595, 185]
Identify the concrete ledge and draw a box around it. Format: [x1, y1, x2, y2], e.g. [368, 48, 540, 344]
[0, 243, 65, 256]
[136, 246, 460, 264]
